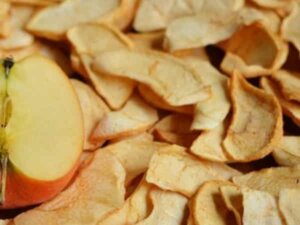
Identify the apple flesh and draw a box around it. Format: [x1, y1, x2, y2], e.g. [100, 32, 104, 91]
[0, 55, 83, 208]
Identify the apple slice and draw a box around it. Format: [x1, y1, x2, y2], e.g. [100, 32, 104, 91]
[0, 55, 83, 208]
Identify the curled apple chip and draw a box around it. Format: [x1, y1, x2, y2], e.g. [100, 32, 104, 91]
[106, 134, 168, 185]
[272, 136, 300, 166]
[138, 84, 194, 114]
[223, 72, 283, 162]
[279, 189, 300, 225]
[272, 70, 300, 103]
[146, 145, 241, 197]
[220, 185, 243, 225]
[71, 79, 110, 150]
[191, 123, 230, 162]
[233, 166, 300, 196]
[13, 150, 126, 225]
[153, 114, 198, 147]
[98, 181, 153, 225]
[242, 189, 283, 225]
[190, 181, 237, 225]
[93, 49, 210, 106]
[221, 23, 288, 78]
[128, 31, 164, 50]
[91, 95, 158, 142]
[261, 77, 300, 127]
[26, 0, 121, 40]
[282, 2, 300, 54]
[136, 188, 187, 225]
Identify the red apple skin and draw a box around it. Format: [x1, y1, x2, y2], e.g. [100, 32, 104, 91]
[0, 160, 80, 209]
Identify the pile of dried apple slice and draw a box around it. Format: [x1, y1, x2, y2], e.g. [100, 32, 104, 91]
[0, 0, 300, 224]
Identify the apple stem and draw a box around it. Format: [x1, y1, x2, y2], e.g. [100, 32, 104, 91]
[0, 153, 7, 205]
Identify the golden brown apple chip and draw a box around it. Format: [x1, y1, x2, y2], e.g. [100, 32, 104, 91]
[13, 150, 126, 225]
[26, 0, 121, 40]
[282, 2, 300, 54]
[128, 31, 164, 50]
[279, 189, 300, 225]
[105, 134, 168, 185]
[233, 166, 300, 196]
[190, 180, 238, 225]
[93, 49, 210, 106]
[272, 136, 300, 166]
[242, 189, 283, 225]
[10, 0, 61, 6]
[221, 23, 288, 78]
[261, 77, 300, 127]
[220, 185, 243, 225]
[136, 188, 187, 225]
[191, 123, 230, 162]
[153, 114, 198, 147]
[138, 84, 194, 114]
[146, 145, 241, 197]
[98, 181, 153, 225]
[91, 95, 158, 142]
[223, 72, 283, 162]
[181, 58, 230, 130]
[272, 70, 300, 103]
[67, 24, 135, 109]
[71, 79, 110, 150]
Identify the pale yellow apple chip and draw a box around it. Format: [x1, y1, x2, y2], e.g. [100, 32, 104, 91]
[93, 49, 210, 106]
[220, 185, 243, 225]
[191, 123, 230, 162]
[105, 134, 168, 185]
[242, 189, 283, 225]
[153, 114, 198, 147]
[67, 24, 135, 109]
[71, 79, 110, 150]
[261, 77, 300, 127]
[221, 23, 288, 77]
[146, 145, 241, 197]
[91, 95, 158, 142]
[138, 84, 194, 114]
[136, 188, 188, 225]
[98, 181, 153, 225]
[272, 136, 300, 166]
[282, 2, 300, 54]
[279, 188, 300, 225]
[13, 150, 126, 225]
[272, 70, 300, 102]
[223, 72, 283, 162]
[190, 181, 237, 225]
[233, 166, 300, 196]
[128, 31, 164, 50]
[26, 0, 121, 40]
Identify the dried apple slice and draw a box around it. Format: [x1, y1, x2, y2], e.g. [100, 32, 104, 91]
[105, 134, 168, 185]
[136, 188, 187, 225]
[272, 136, 300, 166]
[221, 23, 288, 77]
[242, 189, 283, 225]
[191, 123, 230, 162]
[128, 31, 164, 50]
[233, 166, 300, 196]
[138, 84, 194, 114]
[93, 49, 210, 106]
[0, 42, 40, 60]
[272, 70, 300, 102]
[26, 0, 121, 40]
[71, 79, 110, 150]
[13, 150, 126, 225]
[190, 181, 237, 225]
[10, 0, 61, 6]
[223, 72, 282, 162]
[98, 181, 153, 225]
[279, 189, 300, 225]
[282, 2, 300, 54]
[146, 145, 241, 197]
[250, 0, 292, 9]
[91, 95, 158, 142]
[261, 77, 300, 127]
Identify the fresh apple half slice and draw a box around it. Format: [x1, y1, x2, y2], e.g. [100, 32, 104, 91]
[0, 55, 83, 208]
